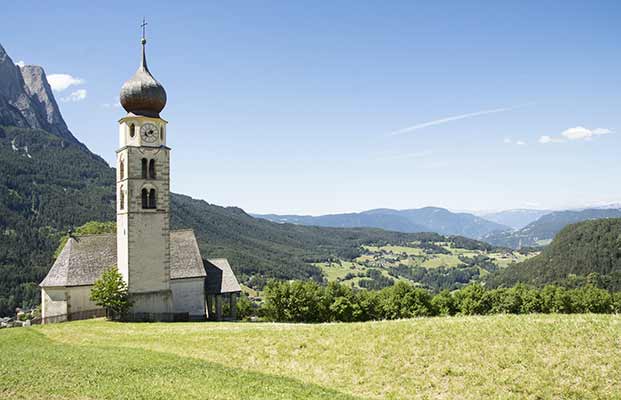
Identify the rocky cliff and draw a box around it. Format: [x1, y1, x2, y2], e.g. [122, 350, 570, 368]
[0, 43, 78, 144]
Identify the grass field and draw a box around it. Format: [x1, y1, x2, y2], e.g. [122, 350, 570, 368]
[1, 314, 620, 399]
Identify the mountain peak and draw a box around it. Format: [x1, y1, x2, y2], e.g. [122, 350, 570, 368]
[0, 42, 79, 145]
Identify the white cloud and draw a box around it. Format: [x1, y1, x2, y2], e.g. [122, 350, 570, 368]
[15, 60, 25, 67]
[516, 140, 526, 145]
[61, 89, 87, 102]
[47, 74, 85, 92]
[539, 135, 562, 144]
[503, 137, 512, 144]
[388, 103, 532, 136]
[540, 126, 612, 144]
[561, 126, 611, 141]
[102, 102, 121, 109]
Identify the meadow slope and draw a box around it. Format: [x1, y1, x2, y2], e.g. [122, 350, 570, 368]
[1, 315, 620, 399]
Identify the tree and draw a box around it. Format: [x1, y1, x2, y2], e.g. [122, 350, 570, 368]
[90, 266, 132, 319]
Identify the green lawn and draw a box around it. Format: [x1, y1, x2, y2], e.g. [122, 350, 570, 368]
[1, 315, 620, 399]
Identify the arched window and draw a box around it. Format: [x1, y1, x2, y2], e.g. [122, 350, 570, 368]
[119, 159, 124, 180]
[149, 189, 157, 209]
[141, 188, 148, 209]
[149, 159, 156, 179]
[129, 124, 135, 138]
[119, 186, 125, 210]
[141, 158, 148, 179]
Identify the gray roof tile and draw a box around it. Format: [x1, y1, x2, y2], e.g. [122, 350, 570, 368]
[40, 229, 216, 288]
[204, 258, 242, 294]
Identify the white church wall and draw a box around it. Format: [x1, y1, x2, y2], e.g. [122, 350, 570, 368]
[131, 290, 173, 314]
[41, 288, 67, 319]
[67, 285, 99, 314]
[171, 278, 206, 319]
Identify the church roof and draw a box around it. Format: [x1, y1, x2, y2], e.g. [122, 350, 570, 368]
[40, 229, 210, 288]
[170, 229, 206, 280]
[204, 258, 242, 294]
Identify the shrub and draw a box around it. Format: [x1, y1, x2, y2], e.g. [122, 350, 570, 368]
[454, 283, 491, 315]
[431, 290, 458, 316]
[90, 266, 132, 320]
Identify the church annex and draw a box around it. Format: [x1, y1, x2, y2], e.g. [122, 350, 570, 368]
[40, 29, 240, 322]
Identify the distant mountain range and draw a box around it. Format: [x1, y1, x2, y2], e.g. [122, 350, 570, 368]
[253, 207, 511, 239]
[256, 207, 621, 249]
[483, 209, 621, 248]
[480, 209, 551, 230]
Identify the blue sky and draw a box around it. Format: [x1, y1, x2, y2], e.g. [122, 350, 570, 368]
[3, 1, 621, 214]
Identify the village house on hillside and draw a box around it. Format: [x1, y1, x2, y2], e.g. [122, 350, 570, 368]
[39, 29, 240, 322]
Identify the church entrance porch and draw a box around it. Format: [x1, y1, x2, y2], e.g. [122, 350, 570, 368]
[206, 293, 238, 321]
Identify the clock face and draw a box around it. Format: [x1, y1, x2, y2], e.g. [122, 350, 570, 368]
[140, 123, 159, 143]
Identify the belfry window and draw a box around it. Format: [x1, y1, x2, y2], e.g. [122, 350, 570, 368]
[149, 189, 157, 209]
[141, 188, 157, 209]
[129, 124, 135, 138]
[141, 158, 148, 179]
[149, 159, 156, 179]
[141, 188, 148, 208]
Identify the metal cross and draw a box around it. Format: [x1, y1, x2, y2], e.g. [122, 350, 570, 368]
[141, 17, 148, 39]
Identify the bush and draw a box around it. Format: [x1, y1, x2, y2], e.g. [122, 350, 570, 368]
[90, 266, 132, 320]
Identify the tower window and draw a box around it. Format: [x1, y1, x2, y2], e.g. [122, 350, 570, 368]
[141, 188, 148, 209]
[149, 189, 157, 209]
[119, 186, 125, 210]
[141, 158, 148, 179]
[129, 124, 135, 138]
[141, 188, 157, 209]
[149, 159, 156, 179]
[119, 159, 125, 180]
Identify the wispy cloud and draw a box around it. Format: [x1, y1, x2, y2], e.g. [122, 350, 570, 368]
[539, 126, 612, 144]
[15, 60, 25, 68]
[388, 104, 530, 136]
[376, 150, 432, 161]
[504, 137, 527, 146]
[61, 89, 87, 102]
[102, 101, 121, 109]
[47, 73, 85, 92]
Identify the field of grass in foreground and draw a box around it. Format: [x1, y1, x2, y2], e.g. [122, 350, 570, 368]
[1, 314, 620, 399]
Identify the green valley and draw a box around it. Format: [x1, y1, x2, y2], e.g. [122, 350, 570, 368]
[316, 238, 536, 291]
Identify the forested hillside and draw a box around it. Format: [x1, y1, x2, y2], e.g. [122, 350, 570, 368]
[0, 126, 115, 315]
[488, 218, 621, 290]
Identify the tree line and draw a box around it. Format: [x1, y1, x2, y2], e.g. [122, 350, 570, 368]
[255, 280, 621, 323]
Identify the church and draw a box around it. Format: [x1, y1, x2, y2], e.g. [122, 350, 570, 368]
[39, 30, 241, 322]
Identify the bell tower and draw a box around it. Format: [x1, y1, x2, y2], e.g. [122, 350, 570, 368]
[116, 20, 172, 314]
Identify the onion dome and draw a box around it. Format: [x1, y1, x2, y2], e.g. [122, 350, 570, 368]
[120, 36, 167, 118]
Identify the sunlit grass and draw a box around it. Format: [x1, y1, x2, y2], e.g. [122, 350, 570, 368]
[1, 314, 620, 399]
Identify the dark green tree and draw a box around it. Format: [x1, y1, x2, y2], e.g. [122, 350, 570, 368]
[90, 266, 132, 319]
